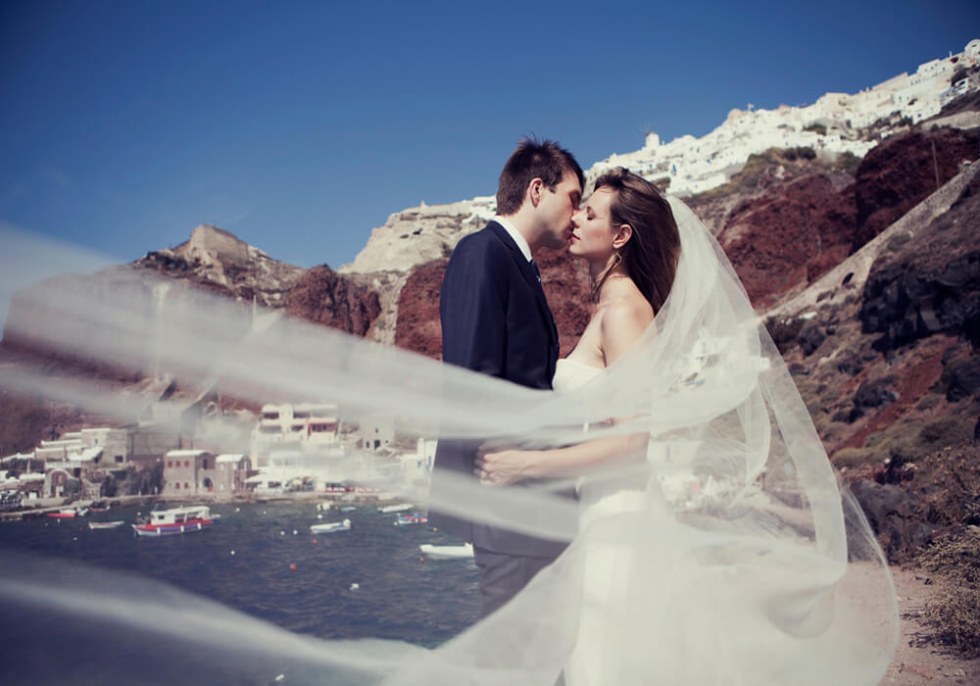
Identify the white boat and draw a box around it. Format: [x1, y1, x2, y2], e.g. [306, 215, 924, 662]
[132, 505, 213, 537]
[88, 520, 125, 530]
[378, 503, 413, 514]
[419, 543, 474, 560]
[310, 518, 351, 534]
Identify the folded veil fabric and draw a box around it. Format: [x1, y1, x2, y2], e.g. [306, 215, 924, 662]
[0, 198, 898, 685]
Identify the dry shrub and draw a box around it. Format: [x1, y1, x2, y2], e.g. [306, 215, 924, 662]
[919, 527, 980, 658]
[832, 445, 878, 470]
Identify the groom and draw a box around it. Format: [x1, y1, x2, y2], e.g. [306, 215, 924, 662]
[430, 137, 584, 617]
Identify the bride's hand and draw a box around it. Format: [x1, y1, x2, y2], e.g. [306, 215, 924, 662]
[474, 448, 531, 486]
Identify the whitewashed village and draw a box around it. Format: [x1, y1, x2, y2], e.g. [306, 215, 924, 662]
[0, 403, 435, 516]
[2, 38, 978, 520]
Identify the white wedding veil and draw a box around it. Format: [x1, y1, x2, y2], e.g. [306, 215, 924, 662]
[0, 197, 898, 685]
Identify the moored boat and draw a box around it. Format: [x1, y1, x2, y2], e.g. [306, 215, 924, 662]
[378, 503, 413, 514]
[310, 518, 351, 534]
[393, 512, 428, 527]
[132, 505, 213, 537]
[47, 507, 87, 519]
[88, 520, 125, 530]
[419, 543, 474, 560]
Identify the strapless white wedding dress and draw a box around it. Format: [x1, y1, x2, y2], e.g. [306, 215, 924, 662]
[546, 357, 895, 686]
[553, 358, 655, 686]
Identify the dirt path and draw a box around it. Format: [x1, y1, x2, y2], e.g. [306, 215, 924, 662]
[881, 566, 980, 685]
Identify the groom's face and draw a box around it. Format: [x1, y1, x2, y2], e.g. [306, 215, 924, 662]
[537, 170, 583, 250]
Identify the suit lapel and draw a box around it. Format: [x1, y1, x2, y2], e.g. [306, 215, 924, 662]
[487, 223, 559, 354]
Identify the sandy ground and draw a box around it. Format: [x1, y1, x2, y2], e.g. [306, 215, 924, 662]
[881, 566, 980, 685]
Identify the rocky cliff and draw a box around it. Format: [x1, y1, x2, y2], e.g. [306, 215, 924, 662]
[285, 266, 381, 338]
[138, 224, 305, 307]
[765, 159, 980, 562]
[712, 128, 980, 309]
[339, 197, 496, 274]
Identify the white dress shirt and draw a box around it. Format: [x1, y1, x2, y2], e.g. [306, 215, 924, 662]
[492, 215, 533, 263]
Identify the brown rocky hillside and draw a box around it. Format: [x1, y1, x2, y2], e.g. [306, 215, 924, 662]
[766, 159, 980, 563]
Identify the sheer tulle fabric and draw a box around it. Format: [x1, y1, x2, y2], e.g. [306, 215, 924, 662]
[0, 199, 898, 684]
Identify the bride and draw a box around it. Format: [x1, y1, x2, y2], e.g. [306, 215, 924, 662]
[0, 170, 898, 685]
[464, 168, 899, 685]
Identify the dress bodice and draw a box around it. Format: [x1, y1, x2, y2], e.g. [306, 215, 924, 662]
[553, 357, 603, 392]
[554, 358, 652, 531]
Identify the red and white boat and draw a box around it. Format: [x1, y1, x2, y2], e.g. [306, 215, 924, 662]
[132, 505, 213, 537]
[393, 512, 428, 527]
[47, 507, 88, 519]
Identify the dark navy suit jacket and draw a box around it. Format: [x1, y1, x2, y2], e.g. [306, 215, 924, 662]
[429, 221, 566, 558]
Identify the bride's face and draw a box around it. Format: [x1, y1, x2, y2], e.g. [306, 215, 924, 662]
[569, 187, 618, 262]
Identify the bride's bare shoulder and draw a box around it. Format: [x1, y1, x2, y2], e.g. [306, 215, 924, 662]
[599, 279, 654, 323]
[600, 295, 652, 330]
[597, 289, 654, 365]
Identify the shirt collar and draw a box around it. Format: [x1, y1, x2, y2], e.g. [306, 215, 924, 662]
[493, 215, 533, 263]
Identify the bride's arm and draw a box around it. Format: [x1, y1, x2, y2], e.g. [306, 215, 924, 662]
[476, 433, 647, 485]
[477, 299, 653, 486]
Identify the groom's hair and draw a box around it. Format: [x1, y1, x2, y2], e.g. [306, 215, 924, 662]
[496, 137, 584, 215]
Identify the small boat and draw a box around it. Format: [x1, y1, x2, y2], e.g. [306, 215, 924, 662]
[419, 543, 474, 560]
[378, 503, 413, 514]
[310, 518, 351, 534]
[339, 506, 357, 512]
[394, 512, 428, 527]
[132, 505, 213, 537]
[88, 520, 125, 530]
[47, 507, 87, 519]
[353, 486, 382, 495]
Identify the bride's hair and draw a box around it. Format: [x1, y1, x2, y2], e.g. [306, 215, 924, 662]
[593, 167, 680, 313]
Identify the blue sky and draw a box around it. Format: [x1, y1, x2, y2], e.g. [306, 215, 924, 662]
[1, 0, 978, 272]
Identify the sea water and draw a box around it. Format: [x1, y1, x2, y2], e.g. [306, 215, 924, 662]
[0, 501, 480, 684]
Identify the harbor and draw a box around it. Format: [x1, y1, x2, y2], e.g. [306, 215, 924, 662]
[0, 497, 480, 685]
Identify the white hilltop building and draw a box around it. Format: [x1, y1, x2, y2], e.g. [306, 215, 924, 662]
[342, 40, 978, 277]
[591, 39, 979, 196]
